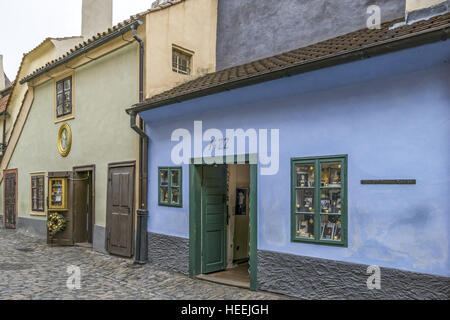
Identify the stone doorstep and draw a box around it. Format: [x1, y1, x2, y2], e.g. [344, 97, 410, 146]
[196, 274, 251, 290]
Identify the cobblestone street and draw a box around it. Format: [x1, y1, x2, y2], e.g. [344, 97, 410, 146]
[0, 229, 286, 300]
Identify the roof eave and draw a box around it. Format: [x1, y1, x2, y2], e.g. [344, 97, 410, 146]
[20, 20, 143, 85]
[127, 25, 449, 115]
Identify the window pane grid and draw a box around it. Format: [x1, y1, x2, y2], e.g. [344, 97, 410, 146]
[31, 175, 45, 212]
[292, 157, 346, 246]
[159, 167, 182, 207]
[56, 76, 72, 118]
[172, 50, 191, 75]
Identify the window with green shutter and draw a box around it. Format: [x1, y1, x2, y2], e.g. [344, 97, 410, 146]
[291, 155, 347, 246]
[158, 167, 182, 207]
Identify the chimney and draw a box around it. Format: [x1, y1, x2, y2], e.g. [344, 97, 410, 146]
[0, 55, 6, 92]
[151, 0, 169, 8]
[82, 0, 113, 39]
[405, 0, 449, 23]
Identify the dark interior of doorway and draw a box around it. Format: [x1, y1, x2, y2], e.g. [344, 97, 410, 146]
[73, 168, 94, 247]
[199, 164, 251, 289]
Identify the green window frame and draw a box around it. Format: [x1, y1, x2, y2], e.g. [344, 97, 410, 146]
[158, 167, 182, 207]
[291, 155, 348, 246]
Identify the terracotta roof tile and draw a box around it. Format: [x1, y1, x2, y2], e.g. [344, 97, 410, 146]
[0, 94, 10, 114]
[131, 12, 450, 111]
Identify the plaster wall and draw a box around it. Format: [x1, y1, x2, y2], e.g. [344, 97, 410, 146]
[216, 0, 405, 70]
[145, 0, 218, 98]
[82, 0, 113, 39]
[0, 38, 82, 158]
[406, 0, 447, 11]
[1, 44, 138, 229]
[141, 41, 450, 277]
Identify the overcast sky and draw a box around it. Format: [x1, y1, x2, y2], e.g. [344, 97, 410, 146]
[0, 0, 153, 80]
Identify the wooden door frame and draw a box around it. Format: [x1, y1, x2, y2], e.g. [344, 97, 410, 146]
[73, 165, 95, 244]
[105, 161, 136, 256]
[3, 169, 18, 229]
[189, 155, 258, 291]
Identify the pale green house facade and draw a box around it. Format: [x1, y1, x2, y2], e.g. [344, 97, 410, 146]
[1, 43, 138, 252]
[0, 0, 218, 256]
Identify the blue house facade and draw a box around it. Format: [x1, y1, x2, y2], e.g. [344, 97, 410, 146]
[129, 13, 450, 299]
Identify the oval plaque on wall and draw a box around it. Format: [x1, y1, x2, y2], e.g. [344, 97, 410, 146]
[57, 123, 72, 157]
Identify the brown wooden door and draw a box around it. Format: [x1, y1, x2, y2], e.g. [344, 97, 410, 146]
[106, 164, 135, 257]
[73, 171, 92, 244]
[3, 169, 18, 229]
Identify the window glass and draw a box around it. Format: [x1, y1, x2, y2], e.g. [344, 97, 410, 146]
[56, 76, 72, 118]
[159, 168, 182, 207]
[31, 175, 45, 212]
[172, 49, 192, 75]
[292, 157, 346, 245]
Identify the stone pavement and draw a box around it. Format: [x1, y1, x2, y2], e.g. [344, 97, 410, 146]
[0, 229, 287, 300]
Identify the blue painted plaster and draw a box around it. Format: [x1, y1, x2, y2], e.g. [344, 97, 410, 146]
[141, 41, 450, 276]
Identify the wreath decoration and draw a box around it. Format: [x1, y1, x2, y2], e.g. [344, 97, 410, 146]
[47, 213, 66, 236]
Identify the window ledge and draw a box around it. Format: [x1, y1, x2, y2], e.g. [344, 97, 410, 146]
[30, 212, 46, 217]
[55, 115, 75, 124]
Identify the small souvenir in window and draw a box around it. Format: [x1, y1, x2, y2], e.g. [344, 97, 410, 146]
[334, 223, 342, 241]
[323, 222, 335, 240]
[298, 220, 309, 238]
[321, 169, 330, 186]
[329, 168, 341, 186]
[160, 170, 169, 186]
[321, 199, 330, 212]
[298, 173, 308, 187]
[304, 197, 313, 209]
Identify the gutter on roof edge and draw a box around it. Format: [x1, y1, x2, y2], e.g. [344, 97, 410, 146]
[126, 25, 449, 115]
[20, 20, 143, 85]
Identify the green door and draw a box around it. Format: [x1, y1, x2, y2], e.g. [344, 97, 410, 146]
[201, 165, 227, 274]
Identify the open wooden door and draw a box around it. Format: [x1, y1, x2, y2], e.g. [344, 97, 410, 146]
[201, 165, 227, 274]
[73, 169, 93, 244]
[106, 162, 135, 257]
[3, 169, 18, 229]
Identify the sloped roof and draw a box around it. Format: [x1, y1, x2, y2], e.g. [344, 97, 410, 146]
[0, 93, 10, 114]
[128, 12, 450, 113]
[3, 36, 81, 115]
[20, 0, 186, 84]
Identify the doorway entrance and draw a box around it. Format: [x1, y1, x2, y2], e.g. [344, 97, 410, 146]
[198, 164, 251, 288]
[73, 166, 94, 246]
[189, 157, 258, 291]
[3, 169, 18, 229]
